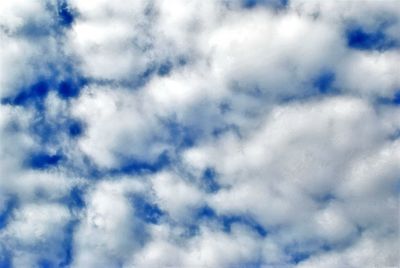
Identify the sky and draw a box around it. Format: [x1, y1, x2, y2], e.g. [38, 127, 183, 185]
[0, 0, 399, 267]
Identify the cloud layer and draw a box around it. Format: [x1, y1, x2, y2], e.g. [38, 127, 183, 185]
[0, 0, 399, 267]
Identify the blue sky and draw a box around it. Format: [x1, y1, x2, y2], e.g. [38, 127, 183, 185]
[0, 0, 399, 267]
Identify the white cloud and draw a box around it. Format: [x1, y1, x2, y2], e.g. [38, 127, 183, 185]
[72, 178, 147, 268]
[296, 233, 399, 268]
[72, 85, 167, 168]
[202, 10, 343, 97]
[0, 0, 62, 98]
[0, 0, 52, 32]
[3, 203, 70, 246]
[0, 0, 399, 267]
[151, 171, 204, 221]
[335, 50, 400, 97]
[1, 203, 70, 266]
[67, 0, 152, 81]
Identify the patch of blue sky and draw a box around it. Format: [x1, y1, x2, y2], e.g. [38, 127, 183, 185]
[2, 80, 50, 110]
[392, 91, 400, 105]
[157, 60, 173, 76]
[58, 220, 79, 267]
[57, 0, 75, 28]
[278, 70, 339, 105]
[290, 251, 311, 264]
[109, 152, 171, 176]
[284, 242, 320, 265]
[57, 77, 87, 99]
[133, 57, 187, 87]
[0, 246, 12, 268]
[241, 0, 288, 9]
[346, 23, 399, 51]
[221, 215, 268, 237]
[37, 258, 53, 268]
[29, 117, 60, 145]
[312, 71, 337, 95]
[163, 119, 199, 150]
[131, 195, 165, 224]
[59, 149, 170, 180]
[374, 90, 400, 107]
[201, 167, 221, 193]
[2, 74, 87, 110]
[0, 196, 18, 230]
[26, 151, 63, 170]
[60, 187, 85, 210]
[66, 118, 84, 138]
[196, 206, 268, 237]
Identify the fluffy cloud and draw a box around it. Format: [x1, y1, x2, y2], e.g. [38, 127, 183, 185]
[0, 0, 399, 267]
[71, 179, 147, 267]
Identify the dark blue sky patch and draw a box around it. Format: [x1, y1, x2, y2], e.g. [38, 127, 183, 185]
[30, 117, 60, 145]
[62, 187, 85, 209]
[313, 71, 336, 94]
[242, 0, 288, 9]
[392, 91, 400, 105]
[290, 251, 310, 264]
[37, 259, 52, 268]
[201, 167, 221, 193]
[57, 78, 86, 99]
[58, 1, 75, 28]
[58, 220, 79, 267]
[221, 215, 267, 237]
[346, 24, 398, 51]
[66, 119, 84, 138]
[2, 80, 50, 109]
[131, 196, 164, 224]
[28, 81, 50, 98]
[28, 115, 83, 149]
[109, 152, 170, 176]
[163, 119, 198, 149]
[127, 65, 157, 89]
[26, 152, 63, 170]
[374, 90, 400, 107]
[0, 196, 18, 230]
[157, 61, 173, 76]
[242, 0, 258, 8]
[0, 247, 12, 268]
[196, 207, 267, 237]
[197, 205, 217, 219]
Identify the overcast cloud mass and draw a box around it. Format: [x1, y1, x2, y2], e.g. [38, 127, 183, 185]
[0, 0, 400, 267]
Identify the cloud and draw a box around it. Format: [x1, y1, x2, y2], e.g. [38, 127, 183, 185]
[0, 0, 399, 267]
[71, 179, 147, 267]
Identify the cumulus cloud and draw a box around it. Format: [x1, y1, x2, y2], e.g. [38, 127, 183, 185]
[0, 0, 399, 267]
